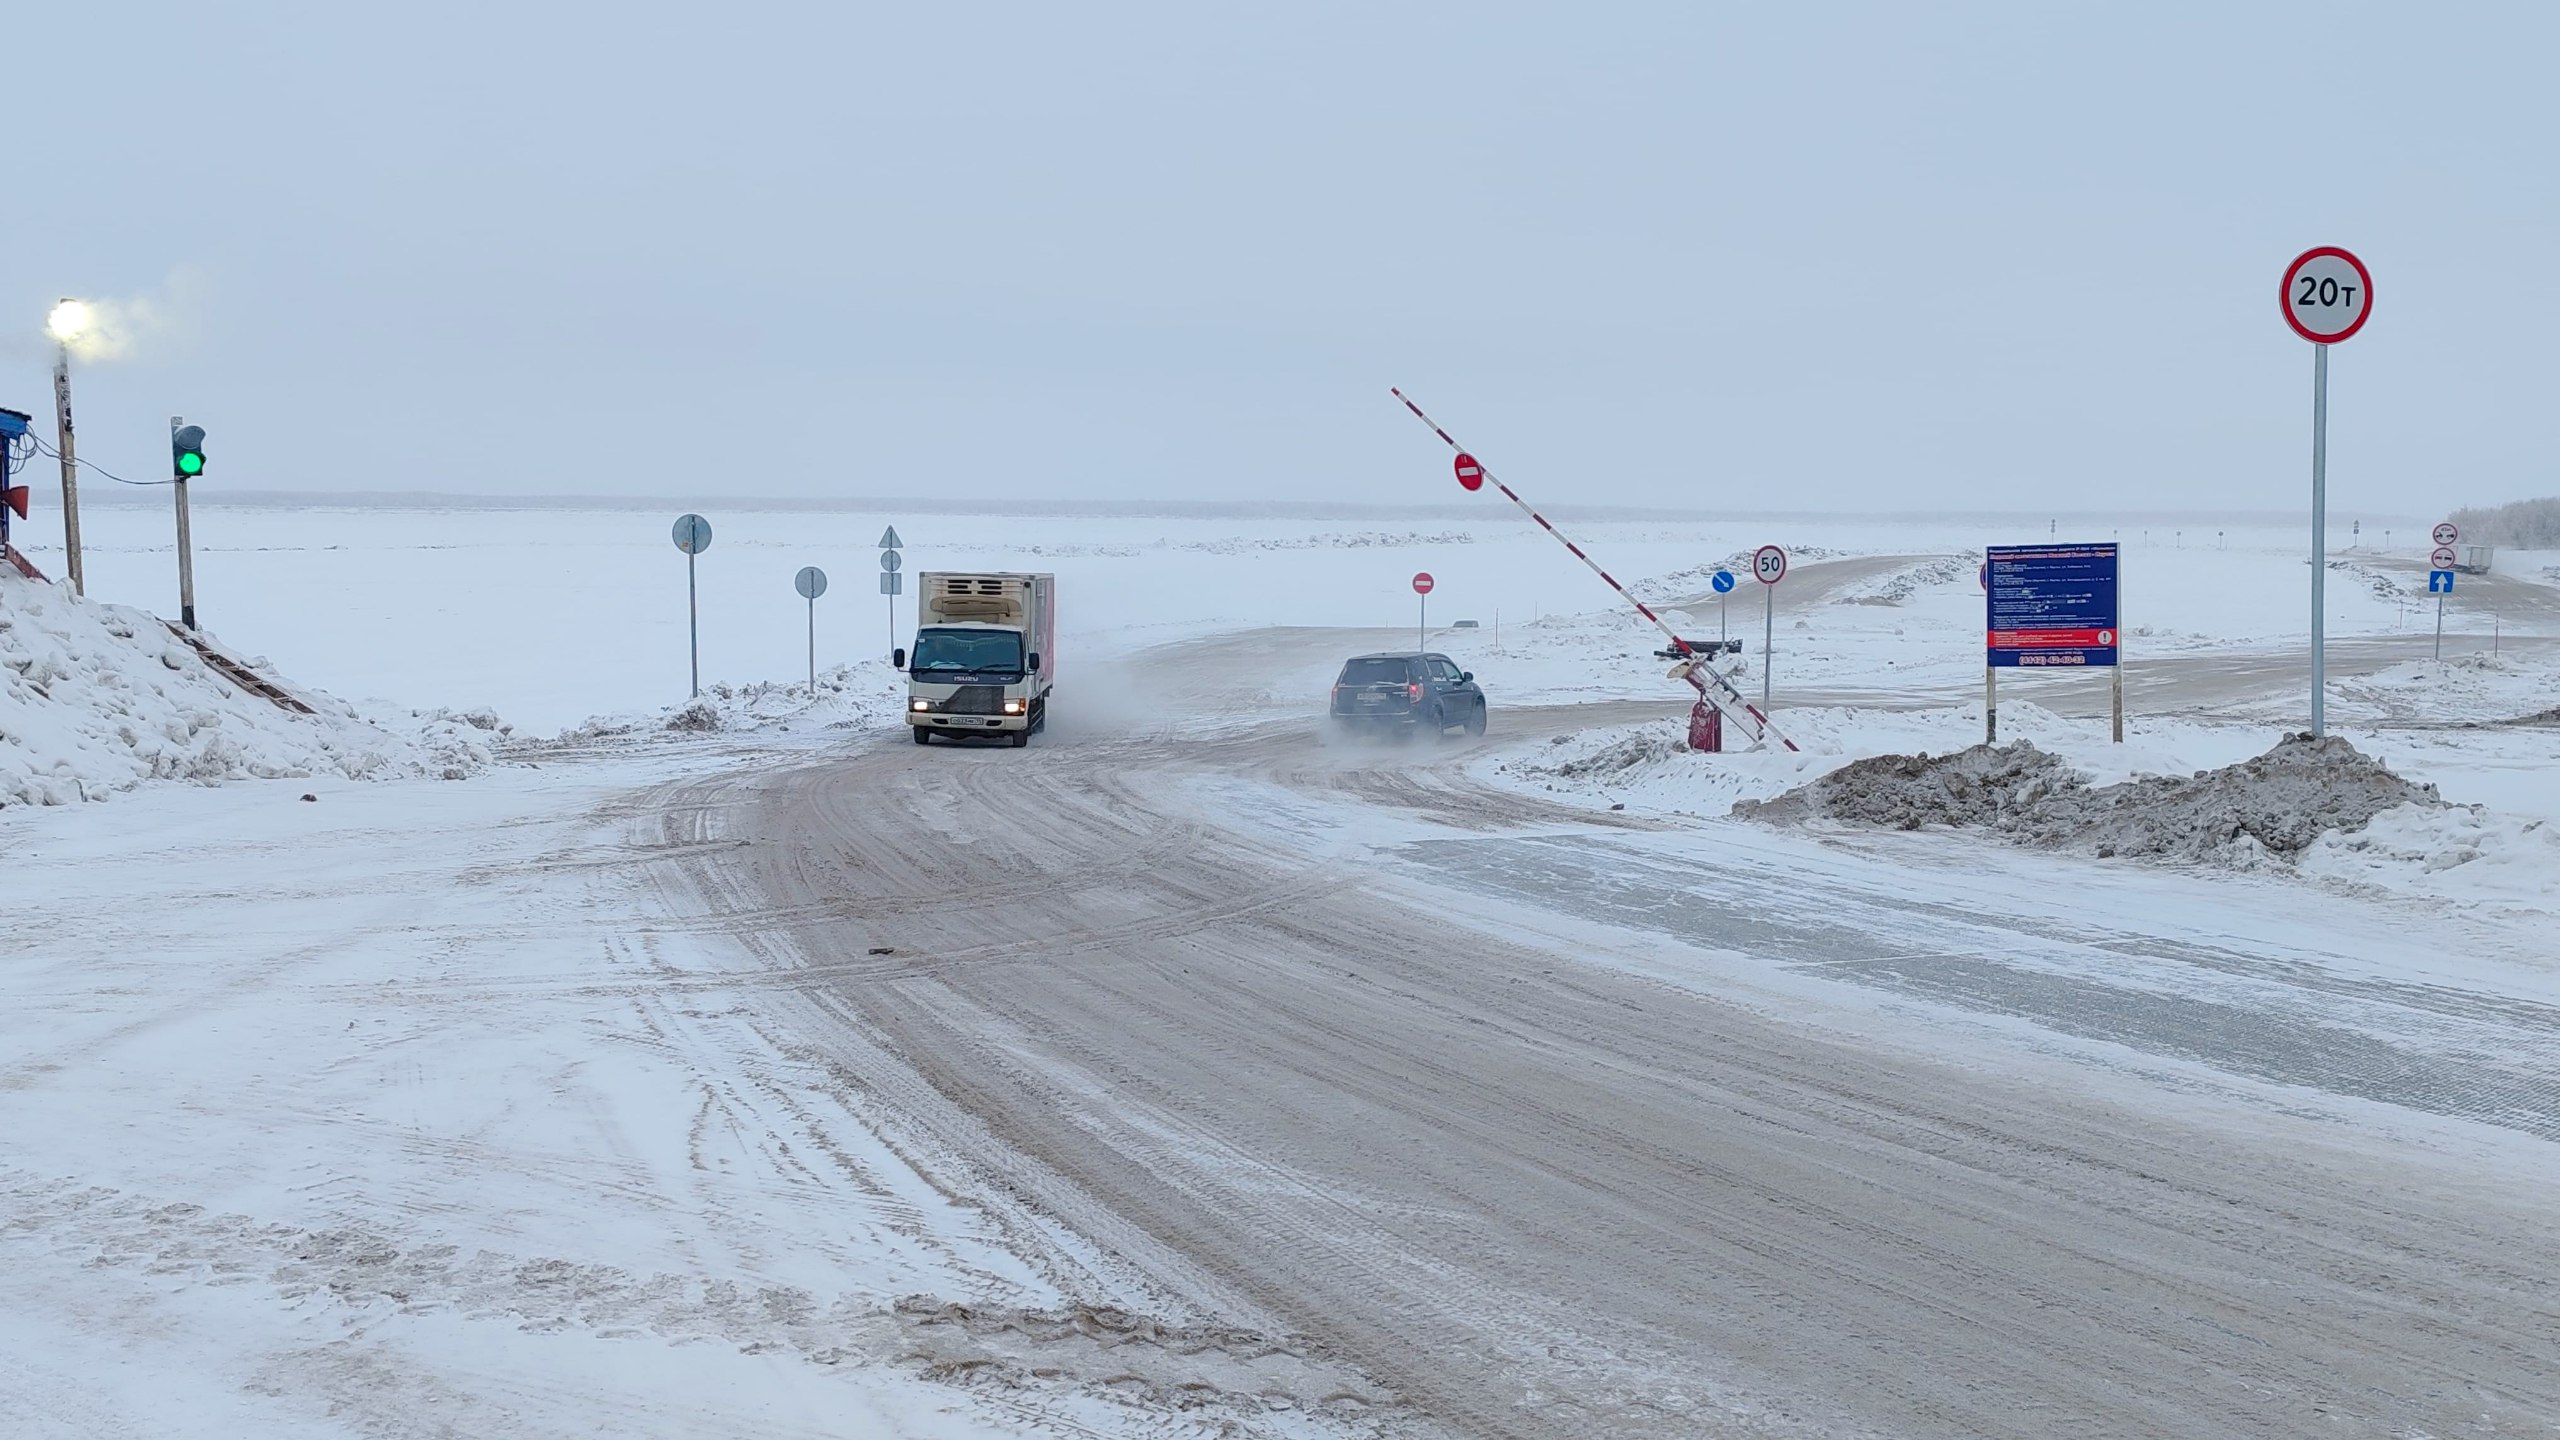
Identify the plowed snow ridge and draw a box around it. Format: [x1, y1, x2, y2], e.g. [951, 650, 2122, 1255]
[1738, 732, 2441, 863]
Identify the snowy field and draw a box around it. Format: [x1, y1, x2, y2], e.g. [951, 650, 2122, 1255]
[26, 498, 2547, 733]
[6, 499, 2560, 1437]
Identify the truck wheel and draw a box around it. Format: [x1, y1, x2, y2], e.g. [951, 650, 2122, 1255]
[912, 726, 932, 745]
[1008, 728, 1030, 749]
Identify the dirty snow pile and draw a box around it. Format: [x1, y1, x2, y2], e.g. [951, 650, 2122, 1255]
[1738, 733, 2441, 865]
[544, 658, 906, 746]
[0, 575, 508, 806]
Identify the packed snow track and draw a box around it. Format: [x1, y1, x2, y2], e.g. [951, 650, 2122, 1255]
[653, 647, 2560, 1440]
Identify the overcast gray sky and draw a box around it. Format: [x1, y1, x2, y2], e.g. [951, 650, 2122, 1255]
[7, 2, 2554, 512]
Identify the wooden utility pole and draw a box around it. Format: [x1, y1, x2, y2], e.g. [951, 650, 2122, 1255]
[52, 345, 84, 594]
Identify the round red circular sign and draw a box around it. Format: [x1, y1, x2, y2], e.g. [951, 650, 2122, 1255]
[1752, 545, 1788, 586]
[1452, 453, 1485, 492]
[1412, 572, 1435, 595]
[2432, 522, 2459, 546]
[2281, 247, 2374, 344]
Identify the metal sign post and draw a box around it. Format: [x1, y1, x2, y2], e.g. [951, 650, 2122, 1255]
[794, 566, 829, 697]
[2281, 246, 2374, 738]
[1752, 546, 1787, 708]
[169, 417, 201, 629]
[1412, 571, 1434, 649]
[1711, 569, 1736, 647]
[671, 513, 713, 697]
[878, 525, 904, 658]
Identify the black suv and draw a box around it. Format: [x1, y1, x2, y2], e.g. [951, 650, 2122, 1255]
[1329, 653, 1486, 737]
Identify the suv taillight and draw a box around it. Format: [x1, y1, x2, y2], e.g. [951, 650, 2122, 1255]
[1406, 682, 1423, 702]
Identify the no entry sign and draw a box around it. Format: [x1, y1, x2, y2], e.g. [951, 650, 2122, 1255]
[2282, 247, 2374, 345]
[1412, 572, 1435, 595]
[1452, 454, 1484, 492]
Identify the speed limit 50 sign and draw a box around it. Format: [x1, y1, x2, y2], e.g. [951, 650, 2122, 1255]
[2282, 247, 2373, 344]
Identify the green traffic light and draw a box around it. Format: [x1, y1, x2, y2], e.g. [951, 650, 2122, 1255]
[177, 451, 204, 476]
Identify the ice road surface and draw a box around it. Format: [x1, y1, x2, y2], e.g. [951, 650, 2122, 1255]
[4, 501, 2557, 1437]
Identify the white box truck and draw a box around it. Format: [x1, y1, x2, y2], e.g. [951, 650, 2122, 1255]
[896, 572, 1056, 747]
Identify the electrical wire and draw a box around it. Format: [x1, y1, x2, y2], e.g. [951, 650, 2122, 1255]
[28, 433, 172, 486]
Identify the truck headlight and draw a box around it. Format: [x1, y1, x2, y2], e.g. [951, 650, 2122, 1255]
[1002, 700, 1024, 714]
[910, 699, 933, 713]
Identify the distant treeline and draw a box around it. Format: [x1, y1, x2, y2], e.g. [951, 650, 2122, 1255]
[2448, 497, 2560, 549]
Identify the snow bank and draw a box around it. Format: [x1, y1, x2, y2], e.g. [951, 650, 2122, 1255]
[1834, 555, 1973, 606]
[1, 575, 507, 806]
[544, 658, 906, 745]
[2302, 802, 2560, 905]
[1738, 733, 2439, 864]
[2326, 651, 2560, 726]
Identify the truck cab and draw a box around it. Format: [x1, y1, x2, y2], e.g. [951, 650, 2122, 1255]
[898, 572, 1055, 746]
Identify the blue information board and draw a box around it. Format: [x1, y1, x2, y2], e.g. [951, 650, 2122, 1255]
[1986, 544, 2120, 668]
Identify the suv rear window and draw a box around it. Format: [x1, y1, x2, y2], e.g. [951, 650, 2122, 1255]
[1337, 657, 1414, 685]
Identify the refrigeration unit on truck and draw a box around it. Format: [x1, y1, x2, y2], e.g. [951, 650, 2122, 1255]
[896, 572, 1056, 747]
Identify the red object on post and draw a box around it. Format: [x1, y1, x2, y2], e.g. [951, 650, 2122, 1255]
[1688, 699, 1722, 753]
[4, 486, 25, 519]
[1412, 572, 1435, 595]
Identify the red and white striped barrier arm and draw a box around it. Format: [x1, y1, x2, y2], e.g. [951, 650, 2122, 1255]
[1390, 387, 1799, 753]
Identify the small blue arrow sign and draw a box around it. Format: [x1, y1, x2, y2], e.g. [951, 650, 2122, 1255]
[2428, 570, 2455, 594]
[1710, 570, 1736, 594]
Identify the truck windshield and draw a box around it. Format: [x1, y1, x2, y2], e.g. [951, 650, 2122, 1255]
[912, 629, 1024, 674]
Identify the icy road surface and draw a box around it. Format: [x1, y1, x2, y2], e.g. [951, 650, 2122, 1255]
[653, 689, 2560, 1437]
[8, 615, 2558, 1437]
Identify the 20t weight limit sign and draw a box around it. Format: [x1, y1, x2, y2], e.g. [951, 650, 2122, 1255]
[2283, 247, 2373, 345]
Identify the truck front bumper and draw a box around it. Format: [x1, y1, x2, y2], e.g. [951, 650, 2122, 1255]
[908, 712, 1029, 734]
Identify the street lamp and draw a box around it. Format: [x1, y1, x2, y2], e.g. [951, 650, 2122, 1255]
[46, 299, 92, 345]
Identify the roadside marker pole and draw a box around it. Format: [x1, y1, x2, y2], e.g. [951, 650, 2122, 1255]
[1391, 388, 1799, 752]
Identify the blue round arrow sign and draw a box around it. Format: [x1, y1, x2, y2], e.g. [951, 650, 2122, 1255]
[1710, 570, 1736, 594]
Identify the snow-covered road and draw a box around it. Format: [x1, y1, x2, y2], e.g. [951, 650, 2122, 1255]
[645, 656, 2560, 1438]
[7, 527, 2559, 1437]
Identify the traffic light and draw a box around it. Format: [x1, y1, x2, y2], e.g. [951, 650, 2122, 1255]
[171, 423, 206, 478]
